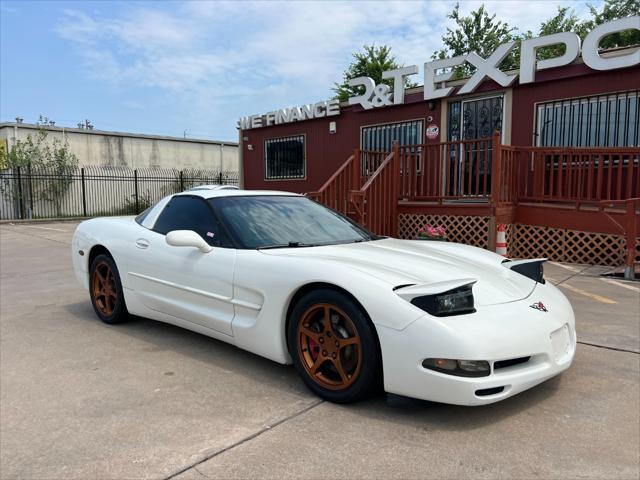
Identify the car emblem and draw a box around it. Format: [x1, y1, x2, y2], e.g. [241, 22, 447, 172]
[529, 301, 548, 312]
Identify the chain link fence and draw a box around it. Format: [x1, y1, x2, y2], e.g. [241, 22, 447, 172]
[0, 166, 239, 220]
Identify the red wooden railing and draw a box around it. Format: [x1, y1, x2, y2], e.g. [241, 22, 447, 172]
[360, 150, 388, 178]
[308, 134, 639, 238]
[515, 147, 639, 207]
[307, 149, 393, 217]
[307, 151, 358, 213]
[397, 137, 495, 201]
[396, 136, 638, 207]
[494, 142, 519, 206]
[350, 147, 399, 236]
[598, 198, 640, 279]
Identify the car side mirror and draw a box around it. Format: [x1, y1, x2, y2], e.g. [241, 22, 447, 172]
[165, 230, 212, 253]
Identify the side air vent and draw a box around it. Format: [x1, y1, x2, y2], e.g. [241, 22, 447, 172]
[475, 386, 505, 396]
[494, 356, 530, 370]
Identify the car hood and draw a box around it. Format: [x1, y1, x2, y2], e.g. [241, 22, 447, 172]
[260, 238, 536, 306]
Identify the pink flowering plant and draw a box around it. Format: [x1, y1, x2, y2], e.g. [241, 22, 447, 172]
[417, 224, 447, 240]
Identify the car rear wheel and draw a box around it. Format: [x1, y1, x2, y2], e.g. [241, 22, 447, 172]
[89, 254, 129, 324]
[288, 289, 380, 403]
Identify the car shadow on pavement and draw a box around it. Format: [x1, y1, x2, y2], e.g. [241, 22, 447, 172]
[64, 300, 564, 430]
[63, 301, 308, 396]
[349, 375, 563, 432]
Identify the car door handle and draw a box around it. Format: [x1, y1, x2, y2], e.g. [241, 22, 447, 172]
[135, 238, 150, 249]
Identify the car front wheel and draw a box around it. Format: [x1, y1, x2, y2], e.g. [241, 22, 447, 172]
[287, 289, 380, 403]
[89, 254, 129, 324]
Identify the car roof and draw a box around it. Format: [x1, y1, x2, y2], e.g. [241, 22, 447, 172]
[175, 187, 303, 200]
[139, 188, 304, 229]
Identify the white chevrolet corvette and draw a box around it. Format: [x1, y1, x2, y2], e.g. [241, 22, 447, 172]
[72, 186, 576, 405]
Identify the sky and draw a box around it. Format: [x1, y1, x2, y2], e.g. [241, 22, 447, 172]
[0, 0, 601, 142]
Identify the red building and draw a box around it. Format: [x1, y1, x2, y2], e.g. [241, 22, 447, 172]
[239, 23, 640, 276]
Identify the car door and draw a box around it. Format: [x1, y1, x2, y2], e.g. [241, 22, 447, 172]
[126, 195, 236, 336]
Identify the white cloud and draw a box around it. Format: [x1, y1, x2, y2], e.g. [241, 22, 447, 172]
[54, 0, 602, 137]
[56, 2, 445, 96]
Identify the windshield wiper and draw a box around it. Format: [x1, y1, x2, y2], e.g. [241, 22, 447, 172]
[257, 242, 318, 250]
[345, 237, 381, 244]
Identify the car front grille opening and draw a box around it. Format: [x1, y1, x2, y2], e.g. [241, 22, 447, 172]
[494, 356, 530, 370]
[475, 386, 505, 397]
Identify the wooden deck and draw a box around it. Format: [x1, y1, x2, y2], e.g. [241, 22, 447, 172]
[309, 132, 639, 277]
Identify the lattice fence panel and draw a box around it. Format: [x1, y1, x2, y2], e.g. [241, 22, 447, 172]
[398, 214, 489, 248]
[510, 224, 637, 266]
[564, 230, 625, 265]
[399, 214, 636, 266]
[511, 225, 566, 262]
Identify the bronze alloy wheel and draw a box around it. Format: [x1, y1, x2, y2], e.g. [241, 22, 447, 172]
[91, 260, 117, 317]
[297, 303, 363, 390]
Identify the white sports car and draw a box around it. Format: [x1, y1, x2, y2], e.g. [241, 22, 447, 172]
[72, 186, 576, 405]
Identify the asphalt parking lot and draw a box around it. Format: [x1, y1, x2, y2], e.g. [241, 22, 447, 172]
[1, 221, 638, 480]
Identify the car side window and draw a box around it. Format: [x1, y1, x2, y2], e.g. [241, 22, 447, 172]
[134, 206, 152, 225]
[153, 196, 227, 247]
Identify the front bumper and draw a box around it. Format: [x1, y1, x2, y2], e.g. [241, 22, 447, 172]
[378, 282, 576, 406]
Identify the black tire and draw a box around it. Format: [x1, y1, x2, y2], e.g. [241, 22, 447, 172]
[287, 289, 380, 403]
[89, 254, 129, 324]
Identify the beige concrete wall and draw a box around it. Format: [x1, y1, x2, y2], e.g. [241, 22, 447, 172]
[0, 124, 238, 171]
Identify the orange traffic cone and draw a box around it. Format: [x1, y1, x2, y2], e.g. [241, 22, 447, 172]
[496, 224, 507, 256]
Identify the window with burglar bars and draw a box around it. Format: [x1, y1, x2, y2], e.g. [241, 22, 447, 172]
[264, 135, 305, 179]
[361, 120, 423, 152]
[535, 90, 639, 147]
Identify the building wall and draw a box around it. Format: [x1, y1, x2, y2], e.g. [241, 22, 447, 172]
[242, 61, 639, 193]
[0, 124, 239, 171]
[242, 91, 442, 193]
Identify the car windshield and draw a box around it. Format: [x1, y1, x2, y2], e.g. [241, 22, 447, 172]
[210, 195, 378, 249]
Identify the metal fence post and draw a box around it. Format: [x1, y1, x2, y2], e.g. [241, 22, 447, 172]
[179, 170, 184, 192]
[81, 167, 87, 217]
[15, 166, 24, 219]
[219, 171, 223, 185]
[134, 169, 140, 213]
[27, 163, 34, 219]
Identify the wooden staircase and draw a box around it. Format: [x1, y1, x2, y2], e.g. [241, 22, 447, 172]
[307, 147, 399, 236]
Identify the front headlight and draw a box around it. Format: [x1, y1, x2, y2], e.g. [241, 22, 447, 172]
[410, 284, 476, 317]
[422, 358, 490, 377]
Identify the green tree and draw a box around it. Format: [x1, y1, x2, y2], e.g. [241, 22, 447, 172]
[586, 0, 640, 48]
[1, 127, 78, 171]
[432, 3, 518, 78]
[333, 45, 417, 102]
[533, 6, 592, 60]
[432, 0, 639, 80]
[539, 7, 589, 39]
[0, 128, 79, 217]
[534, 1, 639, 58]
